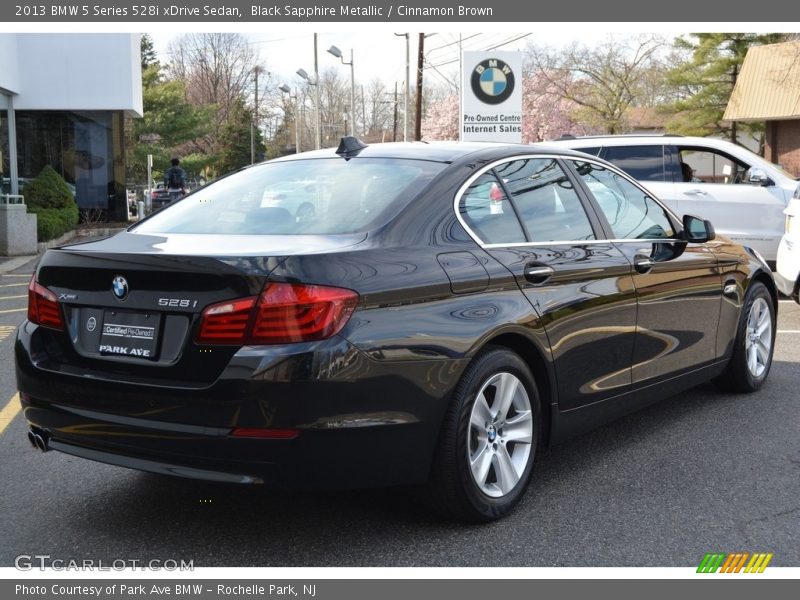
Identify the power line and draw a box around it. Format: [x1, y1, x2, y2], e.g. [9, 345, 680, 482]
[426, 33, 481, 54]
[427, 34, 532, 69]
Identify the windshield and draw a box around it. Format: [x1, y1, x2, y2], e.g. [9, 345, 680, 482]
[134, 158, 446, 235]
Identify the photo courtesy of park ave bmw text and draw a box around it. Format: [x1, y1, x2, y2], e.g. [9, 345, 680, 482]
[0, 0, 799, 597]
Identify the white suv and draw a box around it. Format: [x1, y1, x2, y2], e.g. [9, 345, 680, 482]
[776, 189, 800, 302]
[543, 135, 800, 264]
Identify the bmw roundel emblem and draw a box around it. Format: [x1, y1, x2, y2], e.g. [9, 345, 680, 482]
[112, 275, 129, 300]
[471, 58, 515, 105]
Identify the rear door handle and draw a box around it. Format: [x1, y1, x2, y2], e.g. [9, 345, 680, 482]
[683, 189, 708, 196]
[524, 264, 554, 284]
[633, 255, 655, 274]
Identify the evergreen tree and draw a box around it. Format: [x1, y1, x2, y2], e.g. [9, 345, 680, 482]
[666, 33, 786, 143]
[217, 98, 264, 174]
[140, 34, 159, 71]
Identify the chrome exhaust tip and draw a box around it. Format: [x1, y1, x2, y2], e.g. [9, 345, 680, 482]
[28, 427, 50, 453]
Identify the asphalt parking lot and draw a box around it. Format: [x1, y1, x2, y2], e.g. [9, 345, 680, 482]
[0, 256, 798, 567]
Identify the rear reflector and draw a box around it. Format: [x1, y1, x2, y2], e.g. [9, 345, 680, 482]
[27, 275, 64, 330]
[196, 283, 358, 346]
[231, 428, 300, 440]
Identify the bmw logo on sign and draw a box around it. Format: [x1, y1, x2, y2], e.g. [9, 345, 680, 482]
[471, 58, 515, 105]
[112, 276, 129, 301]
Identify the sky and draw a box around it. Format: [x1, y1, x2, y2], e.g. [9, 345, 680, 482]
[149, 28, 668, 96]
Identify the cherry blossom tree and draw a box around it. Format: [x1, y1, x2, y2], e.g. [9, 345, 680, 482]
[421, 94, 460, 141]
[521, 71, 595, 142]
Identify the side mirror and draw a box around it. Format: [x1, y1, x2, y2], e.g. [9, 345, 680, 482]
[746, 167, 774, 187]
[682, 214, 716, 243]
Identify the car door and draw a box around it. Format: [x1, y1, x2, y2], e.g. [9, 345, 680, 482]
[672, 145, 787, 261]
[457, 157, 638, 411]
[567, 158, 723, 386]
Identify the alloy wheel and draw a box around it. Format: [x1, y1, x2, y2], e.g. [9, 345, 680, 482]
[467, 372, 533, 497]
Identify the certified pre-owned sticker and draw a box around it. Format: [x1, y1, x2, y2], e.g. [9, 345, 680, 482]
[102, 323, 155, 340]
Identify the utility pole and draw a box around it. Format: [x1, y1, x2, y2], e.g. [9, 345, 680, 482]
[395, 33, 410, 141]
[361, 84, 366, 138]
[415, 33, 424, 141]
[393, 82, 398, 142]
[314, 33, 321, 149]
[251, 66, 261, 164]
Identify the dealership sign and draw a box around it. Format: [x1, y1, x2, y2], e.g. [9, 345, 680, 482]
[461, 51, 523, 143]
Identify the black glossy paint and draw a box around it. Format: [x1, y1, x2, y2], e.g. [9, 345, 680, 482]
[15, 142, 776, 488]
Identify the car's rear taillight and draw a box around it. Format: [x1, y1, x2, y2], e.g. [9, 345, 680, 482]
[195, 283, 358, 346]
[249, 283, 358, 344]
[195, 297, 256, 344]
[27, 275, 64, 330]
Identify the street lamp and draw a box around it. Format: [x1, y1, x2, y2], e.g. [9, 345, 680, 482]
[279, 84, 301, 154]
[327, 44, 355, 137]
[296, 68, 321, 150]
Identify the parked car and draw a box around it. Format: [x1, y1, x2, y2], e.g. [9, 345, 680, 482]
[776, 186, 800, 302]
[17, 140, 777, 521]
[260, 181, 318, 222]
[543, 135, 800, 265]
[150, 183, 172, 210]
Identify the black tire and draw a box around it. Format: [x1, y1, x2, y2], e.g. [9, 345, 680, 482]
[713, 281, 775, 393]
[428, 347, 541, 522]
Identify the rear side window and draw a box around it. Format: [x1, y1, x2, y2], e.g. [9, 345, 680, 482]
[496, 158, 596, 242]
[602, 145, 665, 182]
[458, 173, 526, 244]
[134, 158, 446, 235]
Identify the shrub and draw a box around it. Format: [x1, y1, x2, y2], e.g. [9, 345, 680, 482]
[29, 203, 79, 242]
[24, 165, 74, 210]
[23, 166, 79, 241]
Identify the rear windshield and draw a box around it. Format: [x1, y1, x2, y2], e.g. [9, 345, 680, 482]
[133, 158, 446, 235]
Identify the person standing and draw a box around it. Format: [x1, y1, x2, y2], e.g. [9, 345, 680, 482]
[164, 157, 187, 202]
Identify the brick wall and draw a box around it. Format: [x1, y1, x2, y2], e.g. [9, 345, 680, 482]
[765, 119, 800, 177]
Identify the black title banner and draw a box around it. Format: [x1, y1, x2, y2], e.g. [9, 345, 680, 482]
[4, 0, 800, 22]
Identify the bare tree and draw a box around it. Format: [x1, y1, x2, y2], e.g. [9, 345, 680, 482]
[362, 78, 395, 137]
[526, 35, 666, 134]
[316, 67, 350, 147]
[168, 33, 257, 116]
[167, 33, 262, 156]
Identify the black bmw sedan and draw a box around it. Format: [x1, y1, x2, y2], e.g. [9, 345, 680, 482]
[16, 140, 777, 521]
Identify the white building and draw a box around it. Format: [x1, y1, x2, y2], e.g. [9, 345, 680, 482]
[0, 33, 143, 220]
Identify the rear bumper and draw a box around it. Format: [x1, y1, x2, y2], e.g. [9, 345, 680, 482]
[16, 322, 466, 489]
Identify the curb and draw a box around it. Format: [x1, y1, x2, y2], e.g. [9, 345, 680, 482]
[37, 230, 77, 253]
[0, 255, 37, 275]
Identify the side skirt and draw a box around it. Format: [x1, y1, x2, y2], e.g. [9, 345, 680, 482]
[549, 360, 728, 445]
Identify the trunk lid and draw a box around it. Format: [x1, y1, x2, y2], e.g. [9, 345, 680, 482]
[34, 231, 367, 382]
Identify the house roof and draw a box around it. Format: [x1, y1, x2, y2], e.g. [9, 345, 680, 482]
[724, 40, 800, 122]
